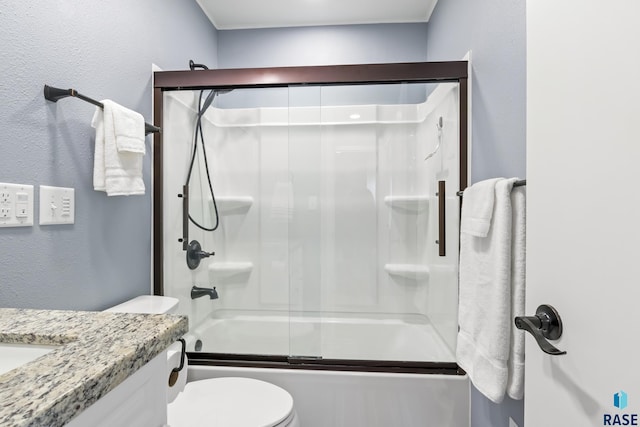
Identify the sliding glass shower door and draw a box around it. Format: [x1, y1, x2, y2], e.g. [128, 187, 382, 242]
[161, 79, 461, 364]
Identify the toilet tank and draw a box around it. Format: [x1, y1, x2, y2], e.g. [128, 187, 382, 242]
[104, 295, 179, 314]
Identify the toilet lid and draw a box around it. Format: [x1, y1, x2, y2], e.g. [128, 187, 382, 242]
[168, 377, 294, 427]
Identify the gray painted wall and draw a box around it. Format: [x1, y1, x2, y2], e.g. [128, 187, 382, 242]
[426, 1, 526, 426]
[0, 0, 217, 310]
[428, 0, 526, 183]
[217, 23, 428, 68]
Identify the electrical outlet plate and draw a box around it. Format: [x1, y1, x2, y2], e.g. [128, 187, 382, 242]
[39, 185, 75, 225]
[0, 182, 34, 228]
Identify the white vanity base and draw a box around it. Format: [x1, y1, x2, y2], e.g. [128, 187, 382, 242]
[66, 351, 167, 427]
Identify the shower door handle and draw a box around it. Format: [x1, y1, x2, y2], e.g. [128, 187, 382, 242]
[515, 304, 567, 355]
[437, 180, 446, 256]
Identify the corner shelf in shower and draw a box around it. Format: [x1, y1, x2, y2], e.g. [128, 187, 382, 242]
[384, 196, 430, 212]
[384, 264, 430, 280]
[208, 262, 254, 278]
[214, 196, 253, 214]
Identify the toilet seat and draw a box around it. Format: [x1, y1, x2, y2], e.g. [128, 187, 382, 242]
[168, 377, 296, 427]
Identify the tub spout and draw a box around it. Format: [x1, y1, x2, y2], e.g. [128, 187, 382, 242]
[191, 286, 218, 300]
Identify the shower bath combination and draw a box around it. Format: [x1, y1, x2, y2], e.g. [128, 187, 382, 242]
[153, 61, 469, 375]
[153, 61, 470, 425]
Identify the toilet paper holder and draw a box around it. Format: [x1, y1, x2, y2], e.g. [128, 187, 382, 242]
[168, 338, 186, 387]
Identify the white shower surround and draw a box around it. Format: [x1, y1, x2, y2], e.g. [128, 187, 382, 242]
[162, 82, 460, 361]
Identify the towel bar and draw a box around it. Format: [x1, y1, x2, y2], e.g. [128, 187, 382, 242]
[44, 84, 161, 135]
[456, 179, 526, 197]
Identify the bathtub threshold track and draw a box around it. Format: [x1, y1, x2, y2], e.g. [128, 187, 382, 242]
[187, 352, 465, 376]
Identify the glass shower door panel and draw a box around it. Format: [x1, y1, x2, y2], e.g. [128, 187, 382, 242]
[163, 88, 295, 356]
[317, 83, 460, 363]
[162, 90, 212, 335]
[424, 83, 460, 362]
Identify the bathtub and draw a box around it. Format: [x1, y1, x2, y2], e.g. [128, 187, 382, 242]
[184, 311, 469, 427]
[188, 365, 469, 427]
[186, 310, 456, 362]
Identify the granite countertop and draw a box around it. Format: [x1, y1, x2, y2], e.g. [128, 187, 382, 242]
[0, 308, 188, 427]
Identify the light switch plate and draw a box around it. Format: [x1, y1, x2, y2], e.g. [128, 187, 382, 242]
[39, 185, 75, 225]
[0, 182, 34, 227]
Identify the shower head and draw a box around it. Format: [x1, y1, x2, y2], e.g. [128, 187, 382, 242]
[188, 60, 234, 115]
[198, 88, 235, 116]
[189, 59, 209, 70]
[187, 61, 235, 97]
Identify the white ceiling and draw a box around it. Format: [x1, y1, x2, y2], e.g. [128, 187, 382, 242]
[196, 0, 439, 30]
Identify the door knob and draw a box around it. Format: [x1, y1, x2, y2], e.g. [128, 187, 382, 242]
[514, 304, 567, 355]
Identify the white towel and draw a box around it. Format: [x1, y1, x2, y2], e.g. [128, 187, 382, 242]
[92, 108, 106, 191]
[460, 178, 503, 237]
[457, 177, 518, 403]
[506, 185, 526, 400]
[92, 100, 146, 196]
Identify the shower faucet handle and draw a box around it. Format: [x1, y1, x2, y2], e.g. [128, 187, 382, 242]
[186, 240, 215, 270]
[198, 250, 215, 258]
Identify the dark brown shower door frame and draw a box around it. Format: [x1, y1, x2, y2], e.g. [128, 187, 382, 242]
[152, 61, 468, 374]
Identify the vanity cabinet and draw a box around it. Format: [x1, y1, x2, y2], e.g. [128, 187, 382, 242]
[66, 351, 167, 427]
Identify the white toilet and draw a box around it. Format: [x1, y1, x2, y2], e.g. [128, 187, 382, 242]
[105, 295, 300, 427]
